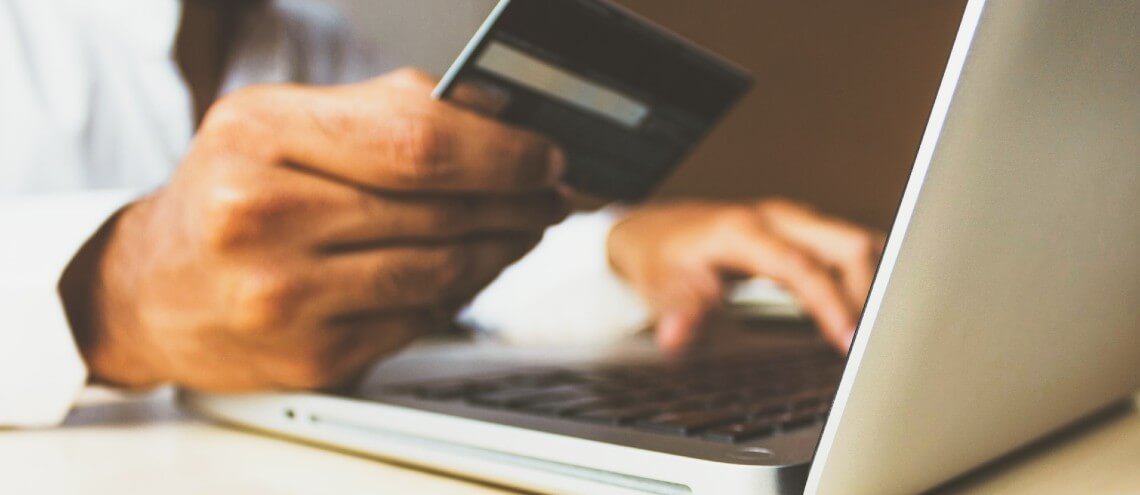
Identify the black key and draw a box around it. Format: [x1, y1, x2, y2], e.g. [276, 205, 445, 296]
[519, 383, 605, 398]
[778, 412, 820, 432]
[797, 403, 832, 419]
[661, 398, 710, 412]
[701, 420, 778, 443]
[413, 381, 476, 400]
[495, 387, 610, 410]
[637, 388, 680, 401]
[379, 384, 420, 396]
[407, 348, 844, 445]
[790, 396, 825, 410]
[698, 391, 747, 408]
[467, 388, 564, 408]
[745, 399, 790, 418]
[500, 370, 578, 387]
[522, 396, 625, 416]
[787, 387, 835, 403]
[571, 403, 669, 425]
[635, 409, 749, 436]
[743, 382, 796, 397]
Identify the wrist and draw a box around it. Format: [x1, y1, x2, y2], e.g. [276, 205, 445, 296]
[59, 201, 163, 389]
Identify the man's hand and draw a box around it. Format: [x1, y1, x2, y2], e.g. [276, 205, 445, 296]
[65, 69, 567, 392]
[607, 199, 884, 354]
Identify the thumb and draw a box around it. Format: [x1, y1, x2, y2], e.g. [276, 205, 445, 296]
[447, 81, 512, 117]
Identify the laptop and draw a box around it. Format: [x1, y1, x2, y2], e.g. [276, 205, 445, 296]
[183, 1, 1140, 493]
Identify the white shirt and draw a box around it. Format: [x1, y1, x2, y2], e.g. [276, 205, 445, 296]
[0, 0, 650, 428]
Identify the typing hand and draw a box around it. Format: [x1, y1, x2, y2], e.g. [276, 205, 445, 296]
[63, 69, 567, 392]
[607, 199, 884, 354]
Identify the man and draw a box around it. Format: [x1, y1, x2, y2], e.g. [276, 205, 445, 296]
[0, 0, 882, 427]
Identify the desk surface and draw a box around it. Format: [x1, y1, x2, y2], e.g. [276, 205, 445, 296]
[3, 388, 1138, 494]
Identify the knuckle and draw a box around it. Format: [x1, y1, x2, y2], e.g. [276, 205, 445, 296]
[797, 274, 828, 298]
[201, 188, 295, 251]
[756, 197, 802, 217]
[387, 67, 435, 88]
[199, 88, 277, 151]
[230, 269, 304, 332]
[200, 92, 253, 133]
[201, 189, 261, 252]
[716, 207, 758, 234]
[385, 116, 457, 184]
[774, 248, 814, 277]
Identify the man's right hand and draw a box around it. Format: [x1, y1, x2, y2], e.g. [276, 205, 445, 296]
[65, 69, 567, 392]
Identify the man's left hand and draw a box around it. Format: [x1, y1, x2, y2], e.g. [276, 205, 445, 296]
[607, 199, 885, 354]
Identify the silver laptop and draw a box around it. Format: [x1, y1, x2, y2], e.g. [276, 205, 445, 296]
[183, 1, 1140, 493]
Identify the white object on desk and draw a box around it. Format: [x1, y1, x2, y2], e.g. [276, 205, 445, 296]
[726, 278, 805, 320]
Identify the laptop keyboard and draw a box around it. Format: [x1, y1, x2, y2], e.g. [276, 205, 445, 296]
[384, 347, 843, 444]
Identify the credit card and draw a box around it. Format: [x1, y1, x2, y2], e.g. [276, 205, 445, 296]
[434, 0, 753, 201]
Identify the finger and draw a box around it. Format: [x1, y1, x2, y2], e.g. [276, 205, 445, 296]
[326, 309, 443, 388]
[314, 188, 567, 249]
[655, 309, 708, 354]
[646, 267, 721, 352]
[394, 67, 511, 117]
[714, 228, 857, 354]
[315, 234, 540, 316]
[448, 80, 512, 116]
[757, 200, 884, 309]
[380, 68, 508, 116]
[267, 310, 434, 390]
[215, 165, 566, 248]
[225, 76, 565, 193]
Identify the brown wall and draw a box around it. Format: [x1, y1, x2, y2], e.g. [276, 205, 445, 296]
[615, 0, 968, 230]
[328, 0, 968, 230]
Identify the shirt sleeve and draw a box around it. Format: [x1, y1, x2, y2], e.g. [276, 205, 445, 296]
[0, 190, 140, 427]
[460, 207, 653, 346]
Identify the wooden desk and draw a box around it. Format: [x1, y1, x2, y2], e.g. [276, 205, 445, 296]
[2, 388, 1138, 494]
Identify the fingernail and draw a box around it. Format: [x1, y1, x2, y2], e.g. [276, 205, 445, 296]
[656, 315, 683, 350]
[659, 311, 704, 353]
[547, 147, 567, 184]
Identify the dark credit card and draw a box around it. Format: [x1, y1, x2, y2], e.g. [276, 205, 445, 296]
[434, 0, 753, 201]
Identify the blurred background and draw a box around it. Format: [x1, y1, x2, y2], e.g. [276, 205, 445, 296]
[322, 0, 968, 231]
